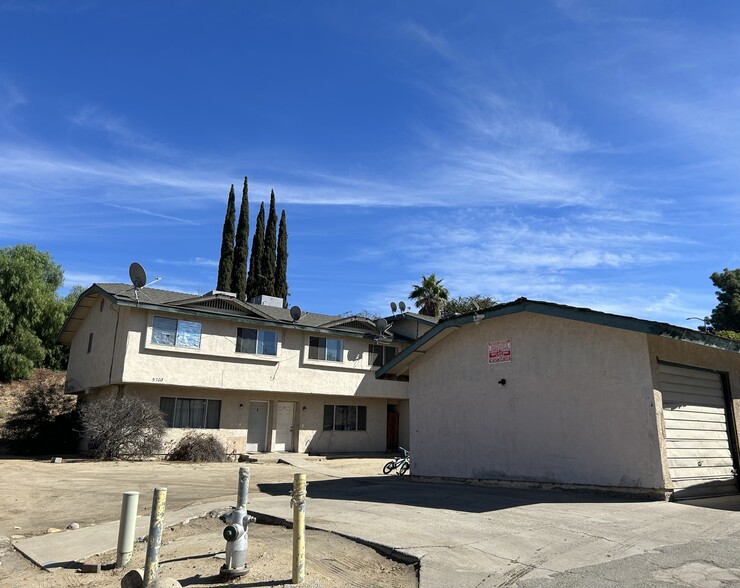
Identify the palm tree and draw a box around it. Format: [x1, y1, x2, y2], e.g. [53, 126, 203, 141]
[409, 274, 450, 317]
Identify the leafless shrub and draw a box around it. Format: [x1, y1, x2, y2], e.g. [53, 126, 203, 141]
[80, 395, 166, 460]
[168, 431, 227, 462]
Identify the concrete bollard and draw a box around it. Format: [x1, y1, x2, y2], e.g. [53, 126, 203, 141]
[143, 487, 167, 586]
[116, 491, 140, 568]
[291, 473, 307, 584]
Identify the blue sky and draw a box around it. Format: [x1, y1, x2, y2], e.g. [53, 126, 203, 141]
[1, 1, 739, 324]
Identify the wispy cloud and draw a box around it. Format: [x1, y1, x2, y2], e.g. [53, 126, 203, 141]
[70, 105, 174, 156]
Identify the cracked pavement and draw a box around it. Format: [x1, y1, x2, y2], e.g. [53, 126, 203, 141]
[254, 457, 740, 587]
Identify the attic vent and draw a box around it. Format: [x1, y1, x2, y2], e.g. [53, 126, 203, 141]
[193, 299, 239, 311]
[336, 320, 373, 331]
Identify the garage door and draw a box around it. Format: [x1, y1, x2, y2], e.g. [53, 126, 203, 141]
[660, 363, 737, 499]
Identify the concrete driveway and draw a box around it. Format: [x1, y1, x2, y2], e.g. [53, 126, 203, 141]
[256, 457, 740, 587]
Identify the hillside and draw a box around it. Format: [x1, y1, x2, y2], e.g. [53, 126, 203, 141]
[0, 369, 67, 430]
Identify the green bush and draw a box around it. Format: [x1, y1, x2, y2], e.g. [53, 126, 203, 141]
[168, 431, 227, 462]
[2, 379, 79, 454]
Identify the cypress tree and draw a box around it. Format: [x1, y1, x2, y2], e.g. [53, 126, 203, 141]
[246, 202, 265, 300]
[216, 185, 236, 292]
[259, 190, 278, 297]
[274, 210, 289, 304]
[231, 177, 249, 300]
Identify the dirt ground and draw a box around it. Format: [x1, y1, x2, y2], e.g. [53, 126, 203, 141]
[0, 458, 417, 588]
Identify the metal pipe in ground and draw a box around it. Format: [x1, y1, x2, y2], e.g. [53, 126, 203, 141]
[291, 473, 307, 584]
[143, 487, 167, 586]
[116, 491, 140, 568]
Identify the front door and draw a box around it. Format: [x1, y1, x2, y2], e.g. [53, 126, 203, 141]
[274, 401, 295, 452]
[246, 401, 269, 452]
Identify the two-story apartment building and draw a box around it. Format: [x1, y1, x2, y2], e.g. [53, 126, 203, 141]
[58, 284, 431, 455]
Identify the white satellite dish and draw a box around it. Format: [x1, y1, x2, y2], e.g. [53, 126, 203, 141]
[290, 305, 303, 322]
[375, 318, 388, 334]
[129, 262, 147, 288]
[390, 302, 397, 314]
[399, 301, 406, 312]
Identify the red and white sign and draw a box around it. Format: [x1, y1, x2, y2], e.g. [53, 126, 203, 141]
[488, 339, 511, 363]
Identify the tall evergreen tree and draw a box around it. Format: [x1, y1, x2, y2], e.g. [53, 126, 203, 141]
[274, 210, 289, 304]
[246, 202, 265, 300]
[216, 185, 236, 292]
[259, 190, 278, 297]
[231, 177, 250, 300]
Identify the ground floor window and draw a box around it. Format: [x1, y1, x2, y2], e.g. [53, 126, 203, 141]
[323, 404, 367, 431]
[160, 397, 221, 429]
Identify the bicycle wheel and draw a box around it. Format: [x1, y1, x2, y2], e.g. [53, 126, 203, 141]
[383, 460, 397, 475]
[397, 462, 409, 476]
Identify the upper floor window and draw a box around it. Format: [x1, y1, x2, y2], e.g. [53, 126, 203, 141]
[309, 336, 343, 362]
[369, 344, 397, 367]
[151, 316, 202, 349]
[236, 328, 278, 356]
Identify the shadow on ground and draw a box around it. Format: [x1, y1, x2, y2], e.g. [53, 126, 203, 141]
[257, 476, 650, 514]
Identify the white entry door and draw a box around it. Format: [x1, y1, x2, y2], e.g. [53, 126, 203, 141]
[246, 401, 269, 452]
[274, 401, 295, 452]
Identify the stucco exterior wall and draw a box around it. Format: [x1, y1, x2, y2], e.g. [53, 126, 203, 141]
[118, 310, 407, 400]
[123, 384, 394, 454]
[65, 295, 124, 392]
[409, 312, 665, 489]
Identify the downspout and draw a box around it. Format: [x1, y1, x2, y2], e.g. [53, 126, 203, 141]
[108, 303, 121, 387]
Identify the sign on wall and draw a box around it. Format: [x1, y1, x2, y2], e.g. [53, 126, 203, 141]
[488, 339, 511, 363]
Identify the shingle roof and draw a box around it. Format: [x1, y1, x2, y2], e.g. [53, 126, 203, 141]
[57, 283, 395, 344]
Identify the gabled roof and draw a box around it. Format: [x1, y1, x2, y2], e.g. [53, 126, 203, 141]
[376, 297, 740, 378]
[57, 283, 400, 345]
[383, 311, 438, 325]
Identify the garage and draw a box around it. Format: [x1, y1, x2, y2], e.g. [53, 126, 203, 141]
[660, 362, 738, 499]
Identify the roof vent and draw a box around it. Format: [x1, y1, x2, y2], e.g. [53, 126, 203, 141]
[207, 290, 237, 298]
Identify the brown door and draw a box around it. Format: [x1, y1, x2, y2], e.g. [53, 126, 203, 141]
[386, 410, 399, 451]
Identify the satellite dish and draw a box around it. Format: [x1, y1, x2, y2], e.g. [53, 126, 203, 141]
[399, 301, 406, 312]
[390, 302, 397, 313]
[375, 318, 388, 334]
[290, 305, 303, 322]
[129, 262, 147, 288]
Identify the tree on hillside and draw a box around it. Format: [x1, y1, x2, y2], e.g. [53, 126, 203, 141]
[259, 191, 278, 297]
[216, 185, 236, 292]
[231, 177, 249, 300]
[710, 269, 740, 332]
[0, 245, 66, 381]
[409, 274, 450, 318]
[246, 202, 265, 301]
[274, 210, 289, 304]
[443, 294, 498, 316]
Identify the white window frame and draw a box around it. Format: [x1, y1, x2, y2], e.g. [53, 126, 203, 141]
[151, 316, 202, 349]
[308, 336, 344, 362]
[236, 327, 278, 356]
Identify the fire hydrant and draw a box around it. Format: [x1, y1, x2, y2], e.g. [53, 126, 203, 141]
[219, 466, 256, 578]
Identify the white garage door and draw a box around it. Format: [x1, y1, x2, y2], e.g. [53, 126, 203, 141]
[660, 363, 737, 499]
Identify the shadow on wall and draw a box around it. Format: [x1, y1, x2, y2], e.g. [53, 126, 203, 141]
[256, 476, 653, 514]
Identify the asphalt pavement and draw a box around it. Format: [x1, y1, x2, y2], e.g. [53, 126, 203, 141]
[14, 455, 740, 587]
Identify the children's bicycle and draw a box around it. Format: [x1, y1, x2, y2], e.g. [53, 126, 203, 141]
[383, 447, 410, 475]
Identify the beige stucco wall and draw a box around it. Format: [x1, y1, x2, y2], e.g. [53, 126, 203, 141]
[409, 312, 665, 490]
[118, 310, 407, 400]
[647, 335, 740, 490]
[65, 296, 125, 392]
[123, 384, 397, 454]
